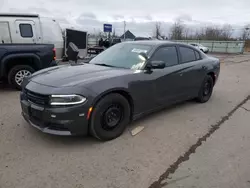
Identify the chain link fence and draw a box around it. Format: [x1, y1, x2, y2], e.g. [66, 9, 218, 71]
[87, 37, 245, 54]
[174, 40, 245, 54]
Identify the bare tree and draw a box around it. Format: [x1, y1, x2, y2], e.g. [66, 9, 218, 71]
[170, 22, 185, 40]
[241, 29, 248, 40]
[207, 27, 222, 40]
[112, 28, 117, 38]
[183, 27, 195, 39]
[221, 24, 233, 40]
[190, 25, 234, 40]
[193, 29, 201, 40]
[97, 31, 106, 39]
[154, 22, 163, 39]
[195, 26, 223, 40]
[241, 26, 250, 40]
[169, 23, 238, 41]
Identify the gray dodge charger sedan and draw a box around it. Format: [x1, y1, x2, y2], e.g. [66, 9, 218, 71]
[20, 41, 220, 141]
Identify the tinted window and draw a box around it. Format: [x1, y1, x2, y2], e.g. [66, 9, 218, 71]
[195, 51, 201, 60]
[19, 24, 33, 38]
[180, 47, 196, 63]
[151, 46, 178, 67]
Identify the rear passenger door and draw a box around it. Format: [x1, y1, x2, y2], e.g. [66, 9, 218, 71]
[15, 20, 37, 43]
[177, 45, 205, 97]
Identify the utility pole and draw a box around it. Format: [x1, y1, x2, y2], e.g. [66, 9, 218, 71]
[246, 27, 250, 40]
[124, 21, 126, 41]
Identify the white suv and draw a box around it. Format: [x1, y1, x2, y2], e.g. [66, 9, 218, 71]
[190, 43, 209, 53]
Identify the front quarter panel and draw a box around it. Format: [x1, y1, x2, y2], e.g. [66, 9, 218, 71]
[83, 70, 158, 115]
[25, 80, 97, 107]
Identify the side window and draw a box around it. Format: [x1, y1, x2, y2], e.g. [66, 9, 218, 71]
[180, 47, 196, 63]
[151, 46, 178, 67]
[194, 50, 201, 60]
[19, 24, 33, 38]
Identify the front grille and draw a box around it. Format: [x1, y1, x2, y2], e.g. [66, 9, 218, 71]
[24, 89, 49, 105]
[30, 117, 69, 131]
[47, 123, 69, 131]
[30, 116, 46, 128]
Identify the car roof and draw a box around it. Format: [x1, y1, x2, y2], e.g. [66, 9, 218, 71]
[0, 13, 39, 18]
[124, 40, 192, 48]
[125, 40, 172, 45]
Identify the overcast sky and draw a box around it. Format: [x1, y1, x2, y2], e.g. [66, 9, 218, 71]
[1, 0, 250, 36]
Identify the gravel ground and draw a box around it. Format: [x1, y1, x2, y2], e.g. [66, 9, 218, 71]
[0, 54, 250, 188]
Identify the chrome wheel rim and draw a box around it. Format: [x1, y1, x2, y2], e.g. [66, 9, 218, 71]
[15, 70, 32, 85]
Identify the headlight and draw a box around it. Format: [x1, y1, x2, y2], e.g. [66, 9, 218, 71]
[49, 94, 86, 106]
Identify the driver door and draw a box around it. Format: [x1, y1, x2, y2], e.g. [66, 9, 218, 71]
[149, 45, 185, 106]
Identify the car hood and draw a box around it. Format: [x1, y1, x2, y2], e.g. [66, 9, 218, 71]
[29, 63, 132, 87]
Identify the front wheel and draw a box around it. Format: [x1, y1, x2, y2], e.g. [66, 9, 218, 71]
[8, 65, 35, 90]
[90, 93, 131, 141]
[196, 75, 214, 103]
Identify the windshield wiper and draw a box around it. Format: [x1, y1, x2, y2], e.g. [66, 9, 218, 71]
[94, 63, 117, 68]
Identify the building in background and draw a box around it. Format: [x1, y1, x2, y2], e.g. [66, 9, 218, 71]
[120, 30, 136, 41]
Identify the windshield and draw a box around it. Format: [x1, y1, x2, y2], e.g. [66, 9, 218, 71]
[89, 43, 152, 69]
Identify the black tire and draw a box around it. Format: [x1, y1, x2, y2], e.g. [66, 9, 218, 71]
[196, 75, 214, 103]
[8, 65, 35, 90]
[90, 93, 131, 141]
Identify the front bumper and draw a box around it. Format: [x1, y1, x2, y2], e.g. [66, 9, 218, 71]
[20, 93, 90, 136]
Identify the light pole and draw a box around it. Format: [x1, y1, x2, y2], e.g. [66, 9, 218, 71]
[245, 27, 250, 40]
[124, 21, 126, 41]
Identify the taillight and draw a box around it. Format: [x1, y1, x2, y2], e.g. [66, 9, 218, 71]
[53, 48, 56, 60]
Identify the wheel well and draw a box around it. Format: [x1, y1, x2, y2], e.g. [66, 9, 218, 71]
[5, 57, 38, 75]
[207, 72, 215, 85]
[94, 90, 134, 121]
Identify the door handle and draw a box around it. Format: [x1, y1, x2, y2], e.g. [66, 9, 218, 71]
[179, 73, 183, 76]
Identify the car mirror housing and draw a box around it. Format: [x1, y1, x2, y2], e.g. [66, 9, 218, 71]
[146, 60, 165, 69]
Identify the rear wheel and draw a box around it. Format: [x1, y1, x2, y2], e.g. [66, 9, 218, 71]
[196, 75, 214, 103]
[90, 93, 131, 141]
[8, 65, 35, 90]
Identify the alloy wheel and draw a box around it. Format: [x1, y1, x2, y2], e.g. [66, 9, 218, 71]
[15, 70, 32, 85]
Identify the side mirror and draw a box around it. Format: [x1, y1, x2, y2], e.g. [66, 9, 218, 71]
[146, 61, 165, 69]
[67, 42, 79, 62]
